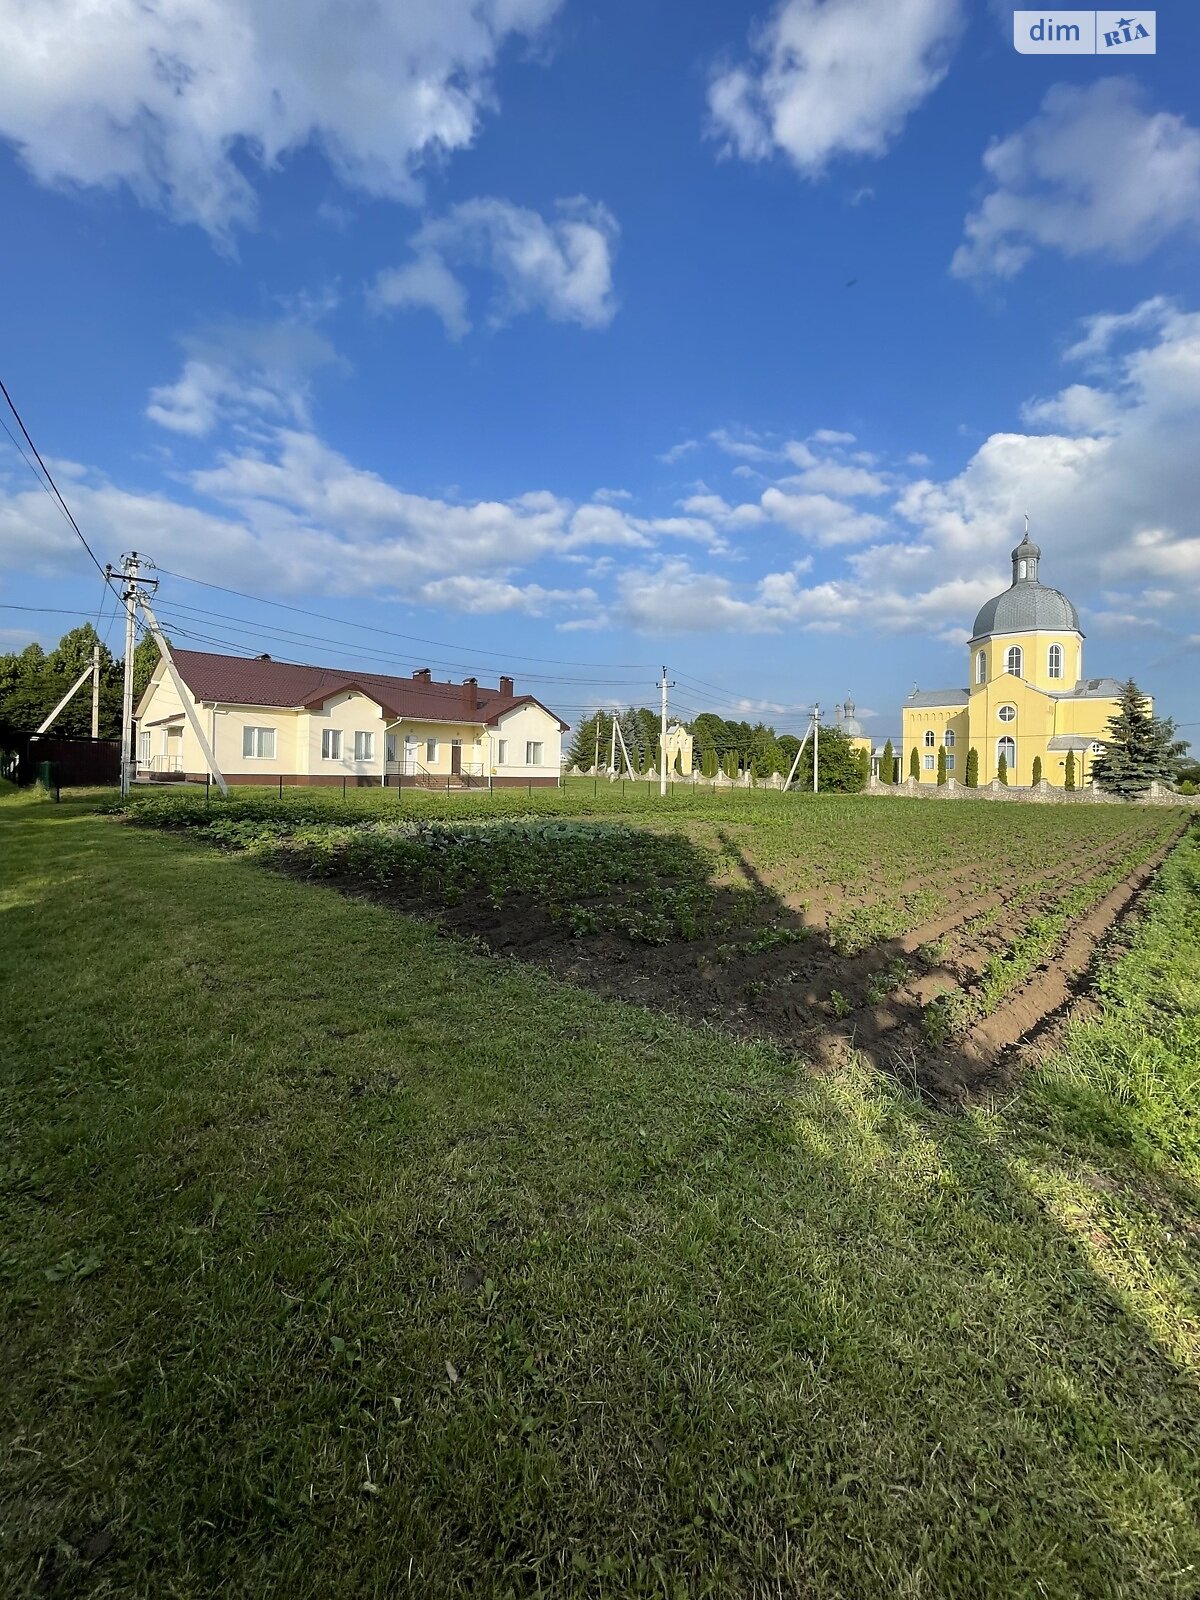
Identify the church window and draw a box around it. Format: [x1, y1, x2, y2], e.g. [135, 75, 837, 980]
[1090, 741, 1104, 755]
[1019, 559, 1028, 580]
[944, 729, 956, 747]
[923, 755, 935, 771]
[998, 705, 1016, 723]
[1005, 645, 1023, 676]
[946, 754, 956, 771]
[924, 730, 935, 748]
[1048, 643, 1063, 679]
[997, 736, 1016, 773]
[976, 651, 986, 684]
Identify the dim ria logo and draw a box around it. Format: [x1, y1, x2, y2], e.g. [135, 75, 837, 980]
[1014, 11, 1156, 54]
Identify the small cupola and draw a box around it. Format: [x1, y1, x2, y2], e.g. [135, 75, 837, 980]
[1011, 525, 1041, 585]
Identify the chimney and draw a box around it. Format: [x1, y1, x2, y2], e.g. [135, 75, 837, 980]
[463, 675, 477, 712]
[413, 667, 432, 682]
[499, 675, 514, 697]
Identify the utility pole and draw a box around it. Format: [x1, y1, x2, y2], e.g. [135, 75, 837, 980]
[659, 665, 674, 798]
[593, 712, 601, 774]
[813, 704, 820, 794]
[119, 553, 140, 797]
[610, 715, 616, 777]
[91, 644, 100, 740]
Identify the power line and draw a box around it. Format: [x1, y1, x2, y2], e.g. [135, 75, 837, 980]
[0, 377, 108, 580]
[154, 565, 658, 671]
[151, 598, 651, 690]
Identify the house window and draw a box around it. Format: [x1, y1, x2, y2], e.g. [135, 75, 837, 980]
[137, 730, 150, 764]
[526, 741, 543, 765]
[425, 738, 438, 763]
[354, 731, 374, 761]
[1048, 643, 1063, 679]
[998, 704, 1016, 723]
[1090, 741, 1104, 755]
[946, 754, 956, 771]
[496, 738, 508, 765]
[924, 729, 935, 748]
[976, 651, 987, 684]
[1005, 645, 1023, 676]
[242, 726, 276, 759]
[944, 729, 956, 747]
[997, 736, 1016, 774]
[386, 733, 397, 762]
[923, 754, 935, 771]
[321, 729, 342, 760]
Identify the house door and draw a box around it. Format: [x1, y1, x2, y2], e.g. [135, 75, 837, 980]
[403, 736, 418, 775]
[165, 726, 183, 772]
[450, 740, 462, 776]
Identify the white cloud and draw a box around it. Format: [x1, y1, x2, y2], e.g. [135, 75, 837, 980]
[416, 576, 597, 616]
[783, 460, 888, 496]
[760, 488, 887, 544]
[0, 0, 563, 238]
[369, 197, 618, 335]
[709, 0, 962, 176]
[658, 439, 700, 464]
[593, 487, 632, 504]
[1019, 384, 1121, 436]
[368, 257, 471, 341]
[952, 80, 1200, 280]
[810, 427, 856, 445]
[146, 316, 341, 436]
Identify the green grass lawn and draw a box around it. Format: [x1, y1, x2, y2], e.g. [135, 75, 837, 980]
[2, 796, 1198, 1598]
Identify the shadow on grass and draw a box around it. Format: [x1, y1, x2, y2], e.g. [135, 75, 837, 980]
[3, 802, 1198, 1597]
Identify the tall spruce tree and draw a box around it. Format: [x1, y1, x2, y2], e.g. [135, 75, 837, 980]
[1065, 749, 1076, 791]
[857, 746, 871, 786]
[965, 747, 979, 788]
[1032, 755, 1043, 785]
[909, 747, 920, 781]
[997, 752, 1008, 785]
[881, 739, 894, 786]
[936, 746, 947, 785]
[1091, 679, 1179, 798]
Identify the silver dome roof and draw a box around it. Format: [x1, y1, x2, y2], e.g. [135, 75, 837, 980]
[970, 531, 1081, 641]
[839, 696, 865, 737]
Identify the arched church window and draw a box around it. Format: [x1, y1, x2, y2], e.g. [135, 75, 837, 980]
[997, 736, 1016, 774]
[976, 651, 986, 684]
[924, 730, 935, 748]
[944, 729, 956, 747]
[1048, 643, 1063, 679]
[1019, 559, 1028, 579]
[1005, 645, 1023, 676]
[998, 705, 1016, 723]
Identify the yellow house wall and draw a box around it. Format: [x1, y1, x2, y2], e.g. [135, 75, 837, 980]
[901, 706, 969, 783]
[969, 630, 1083, 695]
[210, 704, 303, 776]
[488, 702, 564, 776]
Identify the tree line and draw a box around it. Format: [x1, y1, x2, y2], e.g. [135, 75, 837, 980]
[0, 625, 161, 741]
[566, 707, 870, 790]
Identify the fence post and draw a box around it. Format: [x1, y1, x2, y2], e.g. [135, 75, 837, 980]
[279, 775, 283, 799]
[205, 772, 211, 809]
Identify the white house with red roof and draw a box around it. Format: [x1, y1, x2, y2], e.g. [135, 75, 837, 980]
[134, 650, 569, 788]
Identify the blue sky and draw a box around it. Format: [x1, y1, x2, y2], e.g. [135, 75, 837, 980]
[1, 0, 1198, 741]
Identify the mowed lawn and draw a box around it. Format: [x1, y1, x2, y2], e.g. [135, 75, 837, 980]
[1, 796, 1198, 1598]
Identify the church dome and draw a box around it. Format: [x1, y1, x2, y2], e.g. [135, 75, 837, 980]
[839, 696, 865, 737]
[970, 529, 1081, 641]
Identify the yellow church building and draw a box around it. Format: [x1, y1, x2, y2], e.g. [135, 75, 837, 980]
[901, 529, 1133, 787]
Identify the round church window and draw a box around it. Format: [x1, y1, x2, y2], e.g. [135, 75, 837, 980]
[998, 705, 1016, 723]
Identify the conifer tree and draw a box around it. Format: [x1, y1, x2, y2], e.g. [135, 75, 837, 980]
[1091, 679, 1179, 798]
[1065, 749, 1076, 791]
[881, 739, 894, 786]
[1031, 755, 1043, 785]
[965, 747, 979, 788]
[909, 747, 920, 781]
[997, 752, 1008, 785]
[937, 746, 947, 785]
[857, 746, 871, 786]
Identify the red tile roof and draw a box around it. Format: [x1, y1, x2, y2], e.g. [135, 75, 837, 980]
[166, 650, 569, 730]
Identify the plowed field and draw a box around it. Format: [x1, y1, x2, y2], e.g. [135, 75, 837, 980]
[116, 787, 1190, 1100]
